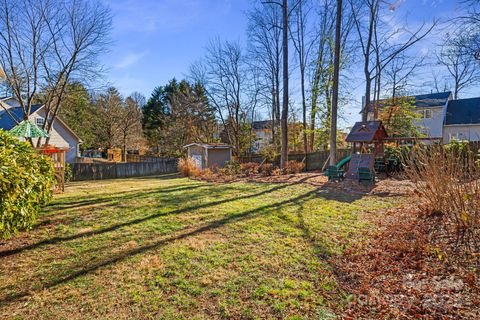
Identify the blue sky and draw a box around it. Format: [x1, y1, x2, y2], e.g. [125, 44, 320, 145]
[101, 0, 249, 96]
[100, 0, 468, 127]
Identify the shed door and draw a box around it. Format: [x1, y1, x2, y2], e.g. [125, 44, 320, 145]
[192, 154, 203, 169]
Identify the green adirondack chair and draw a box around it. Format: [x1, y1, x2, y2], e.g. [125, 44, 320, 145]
[325, 165, 344, 181]
[358, 167, 375, 185]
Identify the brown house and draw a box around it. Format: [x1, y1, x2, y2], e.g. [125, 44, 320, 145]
[184, 143, 232, 169]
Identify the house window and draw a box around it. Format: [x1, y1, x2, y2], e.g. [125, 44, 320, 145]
[36, 117, 44, 127]
[422, 109, 432, 119]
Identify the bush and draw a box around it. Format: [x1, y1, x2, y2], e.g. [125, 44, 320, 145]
[64, 162, 73, 182]
[284, 160, 305, 174]
[272, 167, 284, 176]
[403, 145, 480, 254]
[223, 160, 241, 175]
[197, 168, 214, 180]
[0, 130, 55, 238]
[385, 145, 411, 173]
[178, 157, 199, 177]
[259, 163, 274, 176]
[241, 162, 260, 176]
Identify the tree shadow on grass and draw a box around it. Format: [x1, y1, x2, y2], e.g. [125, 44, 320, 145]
[0, 178, 313, 258]
[49, 183, 207, 211]
[0, 189, 317, 307]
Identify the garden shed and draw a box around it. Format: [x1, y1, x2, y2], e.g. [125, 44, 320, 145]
[184, 143, 232, 170]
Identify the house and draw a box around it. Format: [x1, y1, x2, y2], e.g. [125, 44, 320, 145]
[251, 120, 273, 153]
[365, 91, 453, 138]
[0, 97, 82, 163]
[184, 143, 232, 170]
[443, 97, 480, 143]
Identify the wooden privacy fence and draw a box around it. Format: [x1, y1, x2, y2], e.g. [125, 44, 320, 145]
[126, 154, 174, 163]
[238, 149, 350, 171]
[72, 158, 178, 181]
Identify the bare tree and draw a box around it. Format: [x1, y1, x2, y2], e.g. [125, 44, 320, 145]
[190, 39, 247, 154]
[348, 0, 435, 120]
[308, 0, 335, 151]
[0, 0, 51, 136]
[438, 33, 480, 99]
[247, 3, 283, 150]
[94, 87, 122, 149]
[290, 0, 316, 153]
[383, 53, 425, 101]
[0, 0, 111, 146]
[118, 96, 143, 161]
[129, 92, 146, 109]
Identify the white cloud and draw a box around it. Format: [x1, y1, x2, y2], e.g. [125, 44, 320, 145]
[115, 51, 149, 69]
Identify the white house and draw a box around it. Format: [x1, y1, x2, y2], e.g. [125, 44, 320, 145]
[443, 97, 480, 143]
[365, 91, 480, 143]
[0, 97, 82, 163]
[251, 120, 273, 153]
[366, 91, 452, 138]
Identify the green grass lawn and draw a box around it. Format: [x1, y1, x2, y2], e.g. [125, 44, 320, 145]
[0, 175, 402, 319]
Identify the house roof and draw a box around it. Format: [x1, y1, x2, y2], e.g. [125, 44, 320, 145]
[0, 104, 82, 142]
[345, 121, 388, 142]
[445, 97, 480, 125]
[365, 91, 452, 113]
[252, 120, 273, 130]
[0, 105, 43, 130]
[183, 143, 232, 149]
[411, 91, 452, 108]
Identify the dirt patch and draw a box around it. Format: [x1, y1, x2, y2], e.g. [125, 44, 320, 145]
[333, 205, 480, 319]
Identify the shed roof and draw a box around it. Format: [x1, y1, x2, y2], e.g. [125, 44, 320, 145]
[345, 121, 388, 142]
[445, 97, 480, 125]
[183, 143, 232, 149]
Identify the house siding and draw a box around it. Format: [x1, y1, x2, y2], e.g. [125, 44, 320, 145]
[413, 107, 444, 137]
[443, 125, 480, 143]
[29, 109, 80, 163]
[253, 129, 272, 152]
[368, 106, 445, 137]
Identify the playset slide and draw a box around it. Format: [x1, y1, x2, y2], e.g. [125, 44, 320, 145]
[335, 155, 351, 169]
[323, 155, 351, 179]
[345, 153, 375, 179]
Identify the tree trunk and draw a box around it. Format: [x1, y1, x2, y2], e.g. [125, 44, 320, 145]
[280, 0, 289, 168]
[301, 76, 308, 154]
[330, 0, 342, 166]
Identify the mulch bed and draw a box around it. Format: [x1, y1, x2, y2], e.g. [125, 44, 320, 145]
[333, 204, 480, 319]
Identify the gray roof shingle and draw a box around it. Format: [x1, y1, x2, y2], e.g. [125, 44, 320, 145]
[365, 91, 452, 112]
[0, 105, 43, 130]
[445, 97, 480, 125]
[346, 120, 388, 142]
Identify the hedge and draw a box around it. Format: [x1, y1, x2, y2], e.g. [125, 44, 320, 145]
[0, 129, 55, 238]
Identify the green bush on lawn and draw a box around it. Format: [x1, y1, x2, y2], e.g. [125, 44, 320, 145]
[0, 129, 55, 238]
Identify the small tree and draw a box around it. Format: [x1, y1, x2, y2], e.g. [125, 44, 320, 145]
[378, 97, 421, 137]
[118, 96, 143, 161]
